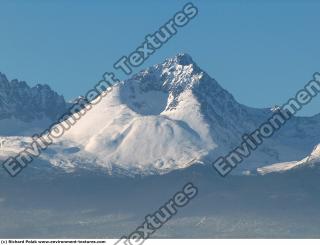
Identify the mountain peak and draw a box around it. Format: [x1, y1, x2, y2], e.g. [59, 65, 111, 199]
[166, 53, 195, 66]
[0, 72, 67, 123]
[0, 72, 9, 84]
[130, 53, 205, 99]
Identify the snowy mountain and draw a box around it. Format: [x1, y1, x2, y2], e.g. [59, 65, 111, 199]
[0, 72, 68, 136]
[1, 53, 320, 176]
[257, 144, 320, 174]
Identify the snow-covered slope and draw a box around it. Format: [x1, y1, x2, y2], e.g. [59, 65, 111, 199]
[257, 144, 320, 175]
[1, 53, 320, 176]
[47, 54, 217, 174]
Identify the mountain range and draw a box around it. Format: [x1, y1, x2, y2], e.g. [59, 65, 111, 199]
[0, 53, 320, 177]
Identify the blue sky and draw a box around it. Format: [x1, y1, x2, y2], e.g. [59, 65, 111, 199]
[0, 0, 319, 116]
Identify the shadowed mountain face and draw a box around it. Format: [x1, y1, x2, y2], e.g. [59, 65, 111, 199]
[0, 72, 67, 122]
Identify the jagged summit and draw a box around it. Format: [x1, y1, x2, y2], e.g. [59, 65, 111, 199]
[164, 53, 195, 66]
[131, 53, 222, 95]
[124, 53, 230, 116]
[0, 72, 67, 123]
